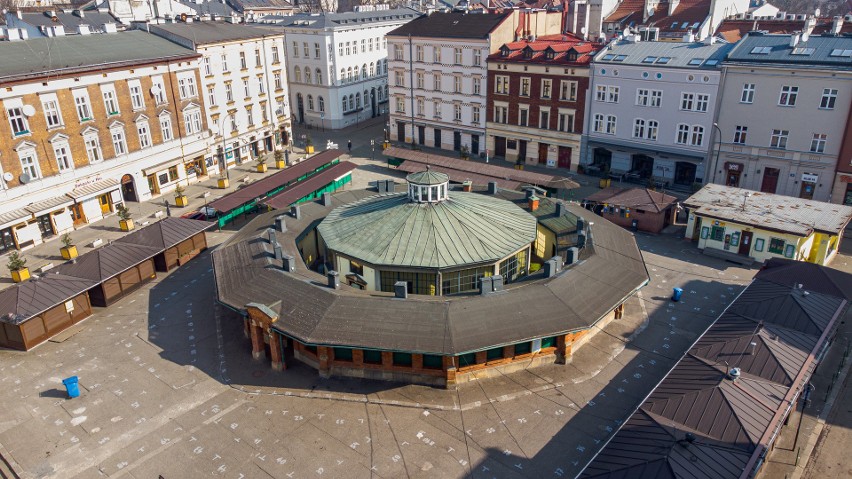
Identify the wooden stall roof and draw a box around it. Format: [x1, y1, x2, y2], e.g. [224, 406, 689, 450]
[263, 161, 358, 210]
[383, 146, 580, 189]
[394, 160, 523, 191]
[0, 218, 213, 326]
[208, 149, 344, 213]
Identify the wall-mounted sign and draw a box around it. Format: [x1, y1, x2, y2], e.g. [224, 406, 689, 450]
[801, 173, 818, 183]
[725, 162, 743, 172]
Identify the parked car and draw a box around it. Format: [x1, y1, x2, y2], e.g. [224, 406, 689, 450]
[181, 207, 216, 221]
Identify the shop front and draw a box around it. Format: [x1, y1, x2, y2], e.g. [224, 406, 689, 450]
[725, 162, 744, 187]
[143, 159, 185, 197]
[66, 178, 122, 225]
[0, 210, 28, 253]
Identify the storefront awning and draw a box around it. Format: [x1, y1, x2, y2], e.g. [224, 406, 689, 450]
[24, 196, 74, 216]
[142, 158, 185, 176]
[66, 178, 120, 201]
[0, 209, 30, 230]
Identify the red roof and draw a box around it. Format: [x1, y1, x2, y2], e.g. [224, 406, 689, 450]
[604, 0, 711, 34]
[583, 187, 677, 214]
[490, 34, 601, 65]
[716, 18, 852, 43]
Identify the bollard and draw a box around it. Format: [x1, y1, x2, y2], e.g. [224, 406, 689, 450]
[671, 287, 683, 302]
[62, 376, 80, 398]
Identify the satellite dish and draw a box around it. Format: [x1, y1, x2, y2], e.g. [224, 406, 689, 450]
[275, 107, 284, 116]
[22, 105, 36, 117]
[815, 8, 821, 17]
[581, 26, 587, 35]
[150, 86, 162, 96]
[646, 5, 654, 17]
[3, 172, 12, 182]
[19, 173, 31, 184]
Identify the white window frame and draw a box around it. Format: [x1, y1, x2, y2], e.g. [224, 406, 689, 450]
[646, 120, 658, 141]
[810, 133, 827, 153]
[110, 125, 127, 156]
[541, 79, 552, 99]
[779, 85, 798, 107]
[128, 80, 145, 110]
[137, 120, 152, 149]
[633, 118, 646, 138]
[733, 125, 748, 144]
[73, 90, 93, 122]
[83, 131, 103, 163]
[42, 95, 63, 129]
[770, 129, 789, 149]
[151, 76, 167, 105]
[52, 139, 73, 172]
[820, 88, 838, 109]
[17, 146, 40, 179]
[6, 102, 29, 136]
[691, 125, 704, 146]
[183, 107, 202, 135]
[495, 75, 509, 95]
[605, 115, 616, 134]
[593, 113, 604, 133]
[102, 85, 120, 116]
[741, 83, 755, 103]
[676, 124, 690, 144]
[560, 80, 577, 101]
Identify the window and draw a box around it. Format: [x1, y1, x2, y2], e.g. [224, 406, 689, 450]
[474, 49, 481, 66]
[779, 85, 798, 106]
[203, 57, 211, 75]
[102, 88, 119, 115]
[294, 66, 302, 83]
[394, 44, 403, 60]
[274, 72, 282, 90]
[680, 92, 694, 111]
[414, 72, 422, 90]
[695, 94, 709, 112]
[318, 96, 325, 113]
[646, 120, 658, 141]
[416, 98, 424, 116]
[184, 108, 202, 135]
[830, 48, 852, 57]
[302, 43, 308, 59]
[434, 100, 441, 119]
[434, 46, 441, 63]
[633, 118, 645, 138]
[741, 83, 755, 103]
[560, 80, 577, 101]
[84, 133, 102, 163]
[315, 68, 322, 85]
[605, 115, 616, 134]
[395, 97, 405, 113]
[18, 149, 39, 179]
[650, 90, 662, 107]
[337, 42, 342, 56]
[246, 108, 254, 126]
[225, 82, 233, 102]
[314, 43, 320, 59]
[416, 45, 423, 62]
[519, 107, 528, 126]
[558, 112, 574, 132]
[676, 124, 690, 144]
[239, 51, 247, 69]
[271, 46, 279, 63]
[243, 78, 250, 98]
[472, 107, 480, 125]
[307, 95, 314, 111]
[207, 86, 217, 107]
[129, 83, 145, 110]
[160, 114, 173, 141]
[541, 79, 552, 99]
[305, 68, 312, 84]
[137, 121, 152, 149]
[710, 226, 725, 241]
[473, 77, 481, 95]
[368, 38, 373, 52]
[733, 125, 748, 144]
[151, 77, 167, 105]
[454, 48, 462, 65]
[369, 62, 375, 76]
[295, 41, 301, 57]
[361, 39, 365, 53]
[230, 114, 237, 132]
[770, 129, 789, 149]
[53, 142, 72, 172]
[74, 92, 92, 121]
[768, 238, 785, 254]
[596, 85, 618, 102]
[178, 77, 197, 99]
[7, 106, 28, 136]
[811, 133, 827, 153]
[110, 127, 126, 155]
[453, 75, 461, 93]
[596, 85, 607, 101]
[495, 75, 509, 94]
[42, 98, 62, 128]
[750, 46, 772, 55]
[539, 109, 549, 129]
[520, 77, 530, 96]
[636, 88, 650, 106]
[454, 104, 462, 121]
[691, 125, 704, 146]
[395, 71, 404, 87]
[593, 113, 604, 133]
[221, 53, 229, 72]
[820, 88, 838, 109]
[494, 105, 507, 123]
[168, 165, 179, 182]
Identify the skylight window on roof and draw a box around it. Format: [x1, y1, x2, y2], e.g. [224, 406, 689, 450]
[642, 56, 657, 63]
[691, 22, 700, 29]
[830, 49, 852, 57]
[613, 55, 628, 62]
[791, 47, 815, 55]
[750, 46, 772, 54]
[602, 53, 616, 61]
[688, 58, 704, 65]
[656, 57, 671, 64]
[671, 22, 679, 29]
[704, 59, 719, 66]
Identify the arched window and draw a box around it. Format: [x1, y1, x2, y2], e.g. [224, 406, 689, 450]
[315, 68, 322, 85]
[364, 90, 369, 106]
[369, 62, 375, 76]
[294, 66, 301, 83]
[340, 68, 346, 82]
[384, 85, 388, 98]
[348, 95, 354, 111]
[362, 64, 367, 79]
[342, 98, 347, 112]
[347, 67, 353, 81]
[307, 95, 314, 111]
[318, 96, 325, 112]
[356, 94, 361, 109]
[305, 69, 312, 84]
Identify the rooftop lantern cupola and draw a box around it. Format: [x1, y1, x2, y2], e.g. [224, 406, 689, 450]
[406, 168, 450, 204]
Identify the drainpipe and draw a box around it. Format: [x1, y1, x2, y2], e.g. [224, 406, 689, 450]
[408, 33, 415, 149]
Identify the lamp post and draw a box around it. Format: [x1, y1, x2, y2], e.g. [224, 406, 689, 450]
[218, 113, 236, 187]
[742, 191, 752, 210]
[321, 112, 325, 132]
[710, 122, 723, 185]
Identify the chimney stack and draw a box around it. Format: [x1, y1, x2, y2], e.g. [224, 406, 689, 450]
[566, 246, 579, 265]
[543, 257, 560, 278]
[555, 202, 564, 217]
[267, 228, 276, 243]
[576, 216, 586, 231]
[462, 180, 473, 192]
[386, 180, 395, 193]
[479, 276, 493, 295]
[282, 254, 295, 272]
[577, 230, 587, 248]
[327, 271, 340, 289]
[377, 180, 387, 193]
[273, 243, 282, 261]
[832, 16, 844, 35]
[321, 192, 332, 207]
[789, 32, 801, 47]
[291, 205, 301, 219]
[528, 195, 540, 211]
[394, 281, 408, 299]
[487, 181, 498, 194]
[491, 274, 504, 292]
[275, 215, 287, 232]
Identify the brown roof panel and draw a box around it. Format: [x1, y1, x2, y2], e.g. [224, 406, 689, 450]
[52, 242, 162, 282]
[263, 161, 357, 210]
[0, 273, 98, 324]
[757, 258, 852, 301]
[386, 11, 510, 39]
[116, 217, 214, 250]
[584, 187, 677, 214]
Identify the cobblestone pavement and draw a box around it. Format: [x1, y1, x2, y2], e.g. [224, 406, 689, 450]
[0, 225, 761, 478]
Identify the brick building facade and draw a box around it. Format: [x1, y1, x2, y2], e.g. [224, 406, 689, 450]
[486, 33, 598, 171]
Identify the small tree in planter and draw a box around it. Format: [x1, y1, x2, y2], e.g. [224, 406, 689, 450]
[305, 135, 315, 154]
[7, 251, 29, 283]
[274, 148, 286, 169]
[174, 184, 189, 207]
[60, 233, 78, 260]
[460, 145, 470, 160]
[255, 154, 268, 173]
[117, 204, 134, 231]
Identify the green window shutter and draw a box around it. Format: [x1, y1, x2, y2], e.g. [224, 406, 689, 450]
[541, 336, 557, 348]
[363, 349, 382, 364]
[422, 354, 443, 369]
[333, 347, 352, 361]
[392, 352, 412, 366]
[514, 342, 532, 355]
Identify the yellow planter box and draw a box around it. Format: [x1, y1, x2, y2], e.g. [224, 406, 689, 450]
[218, 178, 230, 189]
[175, 195, 189, 207]
[11, 268, 30, 283]
[305, 145, 315, 154]
[275, 159, 287, 169]
[120, 218, 134, 231]
[60, 245, 78, 260]
[256, 164, 268, 173]
[599, 178, 611, 189]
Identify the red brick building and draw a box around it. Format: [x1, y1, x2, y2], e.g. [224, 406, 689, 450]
[833, 95, 852, 206]
[486, 33, 599, 171]
[584, 187, 678, 234]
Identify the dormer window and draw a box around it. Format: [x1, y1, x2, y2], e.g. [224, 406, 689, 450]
[523, 47, 533, 59]
[500, 47, 510, 57]
[566, 49, 578, 61]
[406, 170, 449, 204]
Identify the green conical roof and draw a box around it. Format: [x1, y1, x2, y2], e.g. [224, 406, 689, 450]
[406, 170, 449, 186]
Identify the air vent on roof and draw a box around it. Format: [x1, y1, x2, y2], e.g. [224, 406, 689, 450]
[728, 367, 741, 380]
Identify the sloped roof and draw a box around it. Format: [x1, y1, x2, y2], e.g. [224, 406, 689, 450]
[406, 170, 449, 185]
[757, 258, 852, 300]
[593, 38, 734, 68]
[148, 21, 280, 47]
[16, 10, 120, 30]
[716, 18, 852, 43]
[116, 216, 214, 250]
[726, 33, 852, 68]
[262, 161, 357, 209]
[52, 242, 162, 282]
[0, 274, 98, 325]
[261, 8, 420, 29]
[490, 34, 601, 65]
[584, 187, 677, 214]
[387, 11, 511, 39]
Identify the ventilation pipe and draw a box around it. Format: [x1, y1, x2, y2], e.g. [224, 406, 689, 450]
[291, 205, 301, 219]
[566, 247, 579, 265]
[275, 215, 287, 232]
[491, 274, 504, 292]
[321, 192, 332, 207]
[394, 281, 408, 299]
[327, 271, 340, 289]
[487, 181, 498, 194]
[282, 254, 295, 272]
[479, 276, 493, 295]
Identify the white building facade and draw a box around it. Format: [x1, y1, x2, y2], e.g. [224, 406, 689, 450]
[583, 37, 733, 189]
[712, 33, 852, 203]
[266, 8, 419, 130]
[148, 21, 292, 175]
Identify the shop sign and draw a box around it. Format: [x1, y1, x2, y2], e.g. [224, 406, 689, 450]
[841, 175, 852, 183]
[74, 175, 103, 189]
[801, 173, 819, 183]
[725, 162, 743, 171]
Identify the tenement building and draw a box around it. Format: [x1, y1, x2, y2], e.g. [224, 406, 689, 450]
[262, 8, 419, 129]
[387, 10, 562, 156]
[213, 170, 649, 387]
[712, 33, 852, 203]
[487, 33, 600, 171]
[0, 30, 210, 253]
[147, 21, 292, 179]
[583, 36, 733, 190]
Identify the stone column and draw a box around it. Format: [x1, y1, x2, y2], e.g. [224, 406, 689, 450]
[243, 317, 250, 339]
[318, 346, 331, 378]
[269, 330, 283, 371]
[250, 321, 263, 360]
[555, 334, 569, 364]
[475, 351, 487, 365]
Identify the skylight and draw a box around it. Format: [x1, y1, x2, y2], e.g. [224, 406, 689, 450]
[750, 46, 772, 54]
[613, 54, 628, 62]
[671, 22, 679, 29]
[691, 22, 700, 29]
[602, 53, 615, 61]
[830, 49, 852, 57]
[688, 58, 704, 65]
[642, 56, 657, 63]
[791, 47, 815, 55]
[656, 57, 671, 64]
[704, 59, 719, 66]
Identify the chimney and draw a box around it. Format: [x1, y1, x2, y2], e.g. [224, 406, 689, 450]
[491, 274, 504, 292]
[291, 205, 301, 219]
[566, 246, 579, 265]
[394, 281, 408, 299]
[47, 10, 56, 17]
[479, 276, 493, 295]
[74, 9, 84, 18]
[377, 180, 387, 194]
[789, 32, 801, 47]
[832, 16, 844, 35]
[555, 202, 564, 217]
[103, 23, 117, 33]
[275, 215, 287, 232]
[683, 30, 695, 42]
[321, 192, 332, 207]
[266, 228, 276, 243]
[273, 243, 282, 261]
[78, 25, 91, 35]
[385, 180, 395, 193]
[576, 216, 585, 232]
[805, 15, 816, 36]
[16, 10, 22, 19]
[703, 35, 716, 45]
[462, 180, 473, 192]
[577, 230, 587, 248]
[487, 181, 497, 194]
[543, 258, 559, 278]
[282, 254, 295, 272]
[528, 195, 540, 211]
[52, 25, 66, 36]
[327, 271, 340, 289]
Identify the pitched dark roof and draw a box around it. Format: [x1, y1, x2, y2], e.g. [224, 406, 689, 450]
[386, 11, 510, 39]
[584, 187, 677, 214]
[116, 217, 214, 250]
[757, 258, 852, 300]
[148, 22, 281, 47]
[262, 161, 357, 209]
[0, 274, 98, 325]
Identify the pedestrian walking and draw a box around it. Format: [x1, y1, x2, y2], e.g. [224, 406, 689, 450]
[285, 149, 290, 165]
[347, 139, 352, 153]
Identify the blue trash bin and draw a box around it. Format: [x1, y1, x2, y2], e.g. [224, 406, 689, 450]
[62, 376, 80, 398]
[671, 287, 683, 302]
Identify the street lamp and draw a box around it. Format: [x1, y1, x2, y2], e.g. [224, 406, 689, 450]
[710, 122, 723, 184]
[742, 191, 752, 210]
[370, 139, 375, 162]
[218, 113, 237, 184]
[321, 112, 325, 132]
